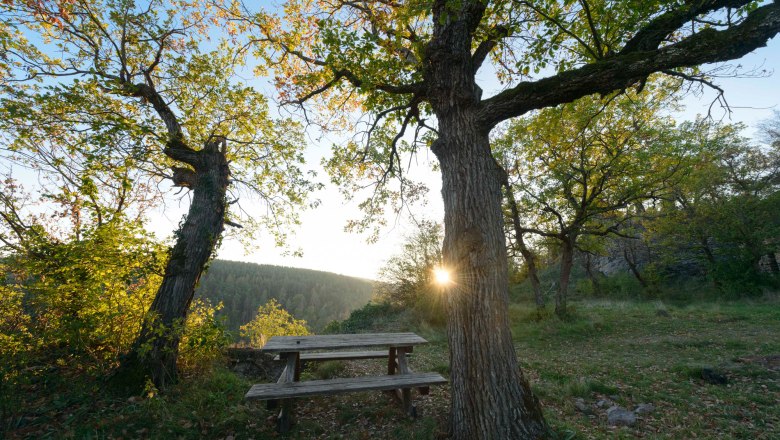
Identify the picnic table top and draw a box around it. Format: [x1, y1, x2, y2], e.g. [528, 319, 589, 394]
[260, 332, 428, 353]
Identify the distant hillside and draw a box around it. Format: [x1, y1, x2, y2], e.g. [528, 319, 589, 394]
[194, 260, 376, 334]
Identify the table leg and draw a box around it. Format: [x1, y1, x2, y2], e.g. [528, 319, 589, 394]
[277, 352, 299, 433]
[294, 354, 301, 381]
[387, 347, 397, 375]
[396, 348, 416, 417]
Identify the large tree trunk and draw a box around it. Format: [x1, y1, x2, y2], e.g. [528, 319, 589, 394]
[116, 137, 229, 390]
[556, 238, 575, 318]
[425, 5, 546, 437]
[433, 123, 547, 439]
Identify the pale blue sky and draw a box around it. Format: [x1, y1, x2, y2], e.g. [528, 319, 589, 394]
[4, 3, 778, 280]
[198, 35, 780, 280]
[12, 1, 762, 281]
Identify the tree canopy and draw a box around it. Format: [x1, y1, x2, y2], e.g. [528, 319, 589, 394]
[494, 81, 689, 315]
[0, 0, 318, 387]
[216, 0, 780, 437]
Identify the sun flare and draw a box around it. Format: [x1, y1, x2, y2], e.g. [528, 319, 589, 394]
[433, 267, 451, 285]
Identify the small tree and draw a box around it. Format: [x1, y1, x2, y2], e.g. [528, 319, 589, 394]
[2, 0, 315, 388]
[376, 220, 446, 325]
[240, 299, 310, 348]
[495, 85, 686, 316]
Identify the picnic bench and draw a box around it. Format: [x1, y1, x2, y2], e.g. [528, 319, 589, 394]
[244, 332, 447, 432]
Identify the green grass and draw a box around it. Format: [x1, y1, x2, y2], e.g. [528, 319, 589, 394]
[4, 299, 779, 439]
[508, 300, 780, 439]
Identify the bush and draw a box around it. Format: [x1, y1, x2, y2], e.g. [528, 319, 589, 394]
[323, 302, 404, 333]
[239, 299, 309, 347]
[412, 289, 447, 328]
[178, 299, 230, 374]
[2, 220, 164, 367]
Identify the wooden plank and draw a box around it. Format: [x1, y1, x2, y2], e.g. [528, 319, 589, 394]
[273, 350, 391, 362]
[245, 372, 447, 400]
[261, 333, 428, 353]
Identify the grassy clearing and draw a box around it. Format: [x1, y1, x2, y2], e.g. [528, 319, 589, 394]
[509, 300, 780, 439]
[4, 299, 778, 439]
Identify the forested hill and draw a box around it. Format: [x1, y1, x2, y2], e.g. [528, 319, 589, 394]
[194, 260, 376, 333]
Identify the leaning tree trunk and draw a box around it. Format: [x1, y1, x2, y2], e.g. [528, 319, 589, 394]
[117, 137, 230, 390]
[623, 245, 648, 288]
[520, 237, 545, 308]
[502, 178, 545, 308]
[583, 252, 603, 296]
[556, 238, 575, 318]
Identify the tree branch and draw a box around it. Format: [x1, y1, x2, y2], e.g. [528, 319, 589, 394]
[478, 1, 780, 129]
[518, 0, 601, 60]
[620, 0, 750, 54]
[662, 69, 731, 117]
[472, 25, 509, 74]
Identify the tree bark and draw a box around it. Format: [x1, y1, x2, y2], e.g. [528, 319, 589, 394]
[556, 238, 575, 318]
[116, 137, 230, 389]
[582, 252, 602, 296]
[433, 124, 547, 439]
[502, 177, 544, 308]
[424, 4, 546, 437]
[622, 242, 649, 288]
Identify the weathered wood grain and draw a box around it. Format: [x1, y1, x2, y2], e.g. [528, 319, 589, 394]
[272, 350, 391, 362]
[245, 372, 447, 400]
[261, 333, 428, 353]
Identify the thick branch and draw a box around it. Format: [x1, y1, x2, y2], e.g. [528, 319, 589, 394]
[472, 25, 509, 74]
[479, 1, 780, 128]
[620, 0, 751, 54]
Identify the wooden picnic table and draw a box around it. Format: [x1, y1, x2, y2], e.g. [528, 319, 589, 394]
[245, 332, 447, 432]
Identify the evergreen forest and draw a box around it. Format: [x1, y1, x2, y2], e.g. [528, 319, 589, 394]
[195, 260, 375, 333]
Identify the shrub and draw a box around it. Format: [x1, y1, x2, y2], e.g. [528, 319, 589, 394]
[179, 299, 230, 373]
[323, 302, 403, 333]
[239, 299, 309, 347]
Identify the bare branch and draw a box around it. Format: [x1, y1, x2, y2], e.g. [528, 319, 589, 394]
[662, 69, 731, 118]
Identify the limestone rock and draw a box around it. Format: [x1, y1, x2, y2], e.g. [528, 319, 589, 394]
[596, 398, 613, 408]
[634, 403, 655, 414]
[607, 406, 637, 426]
[573, 398, 592, 414]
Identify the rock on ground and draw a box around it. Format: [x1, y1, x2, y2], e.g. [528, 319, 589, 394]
[607, 406, 637, 426]
[634, 403, 655, 415]
[573, 398, 592, 415]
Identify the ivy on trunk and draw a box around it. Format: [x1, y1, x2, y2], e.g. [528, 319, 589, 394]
[119, 137, 230, 388]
